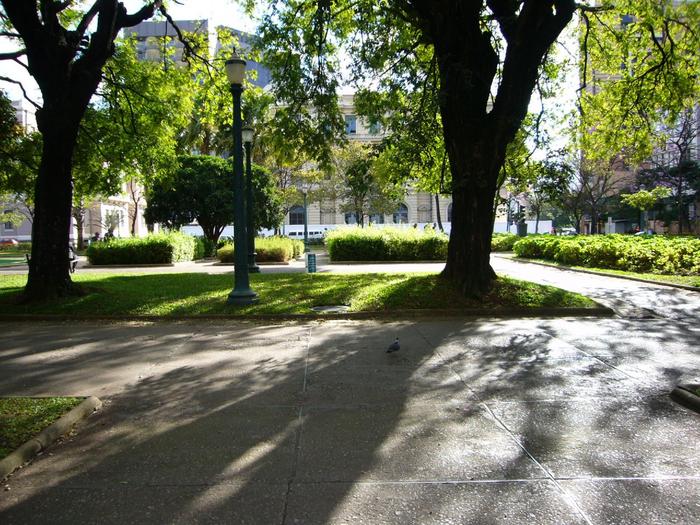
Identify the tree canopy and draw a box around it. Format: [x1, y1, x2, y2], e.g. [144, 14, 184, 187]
[145, 154, 283, 244]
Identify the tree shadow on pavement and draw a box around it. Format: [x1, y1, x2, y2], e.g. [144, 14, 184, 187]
[0, 317, 699, 523]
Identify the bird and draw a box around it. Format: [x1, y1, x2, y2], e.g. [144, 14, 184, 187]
[386, 337, 400, 353]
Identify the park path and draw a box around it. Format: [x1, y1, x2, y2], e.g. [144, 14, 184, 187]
[489, 254, 700, 322]
[0, 316, 698, 524]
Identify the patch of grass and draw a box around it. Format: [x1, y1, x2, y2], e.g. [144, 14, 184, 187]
[0, 272, 596, 317]
[515, 257, 700, 288]
[0, 397, 83, 460]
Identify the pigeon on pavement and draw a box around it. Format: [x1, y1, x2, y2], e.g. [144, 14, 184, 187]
[386, 337, 400, 353]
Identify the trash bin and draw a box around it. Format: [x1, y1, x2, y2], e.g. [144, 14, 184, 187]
[516, 223, 528, 237]
[306, 253, 317, 273]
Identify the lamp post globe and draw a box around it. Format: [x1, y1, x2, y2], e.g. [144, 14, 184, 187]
[226, 53, 257, 305]
[242, 125, 260, 273]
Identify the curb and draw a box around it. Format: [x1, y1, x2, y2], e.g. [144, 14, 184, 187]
[495, 254, 700, 293]
[670, 384, 700, 414]
[0, 307, 614, 323]
[0, 396, 102, 481]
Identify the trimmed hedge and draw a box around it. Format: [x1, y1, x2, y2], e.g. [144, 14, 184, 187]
[513, 234, 700, 275]
[326, 226, 448, 261]
[86, 232, 201, 265]
[491, 233, 519, 252]
[0, 242, 31, 253]
[217, 236, 304, 263]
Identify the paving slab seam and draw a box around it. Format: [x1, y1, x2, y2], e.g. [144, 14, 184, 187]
[540, 326, 679, 396]
[280, 478, 552, 485]
[280, 406, 304, 525]
[280, 327, 312, 525]
[414, 325, 595, 525]
[552, 475, 700, 482]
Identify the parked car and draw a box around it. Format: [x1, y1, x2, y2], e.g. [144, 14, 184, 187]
[0, 238, 19, 246]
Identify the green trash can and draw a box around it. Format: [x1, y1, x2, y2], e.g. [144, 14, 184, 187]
[307, 253, 317, 273]
[517, 223, 528, 237]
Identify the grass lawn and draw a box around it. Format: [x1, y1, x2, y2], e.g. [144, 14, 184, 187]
[0, 272, 596, 316]
[515, 257, 700, 288]
[0, 397, 83, 460]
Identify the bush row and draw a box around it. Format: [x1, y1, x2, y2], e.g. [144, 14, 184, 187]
[326, 227, 448, 261]
[217, 236, 304, 263]
[0, 242, 31, 253]
[513, 234, 700, 275]
[491, 233, 520, 252]
[87, 232, 206, 265]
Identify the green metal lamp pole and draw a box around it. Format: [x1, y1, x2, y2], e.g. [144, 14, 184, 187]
[226, 54, 257, 306]
[243, 127, 260, 273]
[303, 190, 309, 253]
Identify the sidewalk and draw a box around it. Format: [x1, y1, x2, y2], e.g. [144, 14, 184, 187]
[0, 318, 698, 523]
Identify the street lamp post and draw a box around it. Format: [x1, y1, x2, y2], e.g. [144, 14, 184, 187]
[242, 126, 260, 273]
[225, 53, 257, 305]
[302, 190, 309, 253]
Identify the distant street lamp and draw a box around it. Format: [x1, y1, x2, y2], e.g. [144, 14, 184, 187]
[242, 125, 260, 273]
[225, 53, 257, 305]
[302, 189, 309, 253]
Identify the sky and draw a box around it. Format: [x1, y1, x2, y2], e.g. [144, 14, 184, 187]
[0, 1, 257, 103]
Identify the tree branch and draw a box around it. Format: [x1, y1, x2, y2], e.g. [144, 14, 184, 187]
[0, 49, 26, 60]
[0, 75, 41, 109]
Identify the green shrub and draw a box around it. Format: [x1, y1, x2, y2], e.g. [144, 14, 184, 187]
[86, 232, 197, 265]
[491, 233, 519, 252]
[216, 236, 302, 263]
[513, 234, 700, 275]
[0, 242, 31, 253]
[195, 237, 217, 259]
[326, 227, 448, 261]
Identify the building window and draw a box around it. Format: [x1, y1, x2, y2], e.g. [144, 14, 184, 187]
[344, 212, 358, 224]
[289, 205, 305, 225]
[447, 203, 453, 222]
[345, 115, 357, 135]
[3, 210, 14, 230]
[368, 212, 384, 224]
[393, 204, 408, 224]
[368, 121, 381, 135]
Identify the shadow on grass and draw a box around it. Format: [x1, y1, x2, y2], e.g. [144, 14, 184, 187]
[0, 272, 593, 317]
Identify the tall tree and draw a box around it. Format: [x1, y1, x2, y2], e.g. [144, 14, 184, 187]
[0, 1, 169, 299]
[145, 154, 283, 244]
[249, 1, 582, 295]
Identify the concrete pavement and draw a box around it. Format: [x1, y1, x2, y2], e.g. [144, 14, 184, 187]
[0, 316, 698, 524]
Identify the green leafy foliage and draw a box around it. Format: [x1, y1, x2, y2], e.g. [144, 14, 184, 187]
[513, 235, 700, 275]
[326, 227, 448, 262]
[620, 187, 672, 211]
[217, 236, 304, 263]
[145, 155, 283, 244]
[579, 1, 700, 163]
[86, 232, 202, 265]
[491, 234, 520, 252]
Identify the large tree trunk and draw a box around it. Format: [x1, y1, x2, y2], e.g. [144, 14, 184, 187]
[24, 110, 81, 299]
[419, 1, 575, 296]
